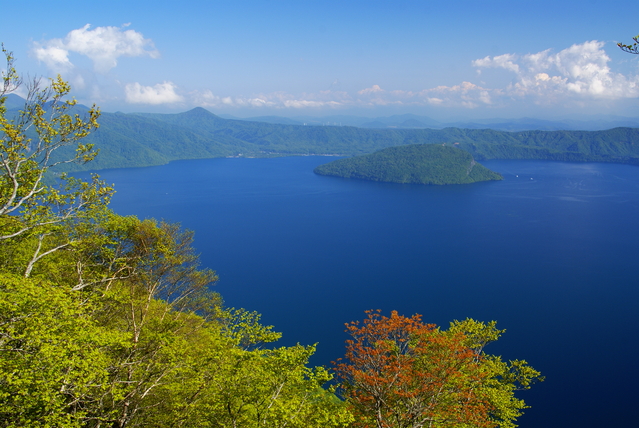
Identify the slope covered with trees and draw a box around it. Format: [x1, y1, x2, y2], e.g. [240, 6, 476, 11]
[0, 48, 352, 428]
[313, 144, 502, 185]
[32, 107, 639, 173]
[0, 48, 542, 428]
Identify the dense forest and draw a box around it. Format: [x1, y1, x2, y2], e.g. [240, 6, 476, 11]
[314, 144, 503, 185]
[0, 51, 545, 427]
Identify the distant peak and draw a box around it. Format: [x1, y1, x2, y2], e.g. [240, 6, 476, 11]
[182, 106, 219, 118]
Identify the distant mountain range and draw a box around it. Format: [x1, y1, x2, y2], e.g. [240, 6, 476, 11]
[219, 112, 639, 132]
[4, 95, 639, 173]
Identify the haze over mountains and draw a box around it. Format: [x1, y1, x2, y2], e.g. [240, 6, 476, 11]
[7, 94, 639, 173]
[7, 92, 639, 132]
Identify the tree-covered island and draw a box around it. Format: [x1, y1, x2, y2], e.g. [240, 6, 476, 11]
[314, 144, 503, 185]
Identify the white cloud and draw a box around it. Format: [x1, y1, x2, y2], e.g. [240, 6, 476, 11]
[32, 42, 73, 72]
[473, 53, 520, 73]
[245, 98, 271, 107]
[33, 24, 159, 73]
[358, 84, 384, 95]
[473, 41, 639, 100]
[185, 42, 639, 113]
[417, 82, 493, 108]
[125, 81, 183, 104]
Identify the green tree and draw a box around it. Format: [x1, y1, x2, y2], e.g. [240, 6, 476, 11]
[0, 45, 112, 277]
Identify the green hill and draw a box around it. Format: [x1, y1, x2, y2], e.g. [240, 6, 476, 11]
[314, 144, 503, 185]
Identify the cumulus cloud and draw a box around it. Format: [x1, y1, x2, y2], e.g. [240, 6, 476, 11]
[32, 43, 73, 72]
[473, 53, 520, 73]
[33, 24, 159, 73]
[358, 84, 384, 95]
[125, 81, 183, 104]
[185, 42, 639, 113]
[473, 41, 639, 100]
[417, 82, 493, 108]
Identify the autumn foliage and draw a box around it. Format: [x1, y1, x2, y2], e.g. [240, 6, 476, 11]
[334, 310, 542, 428]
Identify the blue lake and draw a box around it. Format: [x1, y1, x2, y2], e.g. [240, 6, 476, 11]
[82, 156, 639, 428]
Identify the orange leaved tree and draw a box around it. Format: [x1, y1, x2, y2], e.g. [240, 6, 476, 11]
[334, 310, 542, 428]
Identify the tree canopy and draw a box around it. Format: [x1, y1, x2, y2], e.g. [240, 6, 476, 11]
[334, 310, 543, 428]
[314, 144, 503, 185]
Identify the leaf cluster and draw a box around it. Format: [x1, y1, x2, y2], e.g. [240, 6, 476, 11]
[618, 34, 639, 54]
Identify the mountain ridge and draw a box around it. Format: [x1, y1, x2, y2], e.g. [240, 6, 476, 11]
[5, 98, 639, 173]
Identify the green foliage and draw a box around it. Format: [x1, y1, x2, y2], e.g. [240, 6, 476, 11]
[220, 307, 282, 349]
[0, 273, 127, 428]
[448, 319, 544, 427]
[156, 343, 353, 428]
[314, 144, 502, 185]
[0, 46, 113, 283]
[618, 34, 639, 54]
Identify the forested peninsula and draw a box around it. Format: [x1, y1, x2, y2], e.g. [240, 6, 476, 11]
[314, 144, 503, 185]
[2, 97, 634, 173]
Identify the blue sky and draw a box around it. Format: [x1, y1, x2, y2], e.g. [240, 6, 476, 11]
[3, 0, 639, 119]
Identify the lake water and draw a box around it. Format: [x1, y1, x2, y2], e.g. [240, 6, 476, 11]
[82, 156, 639, 428]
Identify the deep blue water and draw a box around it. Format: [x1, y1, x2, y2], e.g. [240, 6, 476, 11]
[82, 157, 639, 428]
